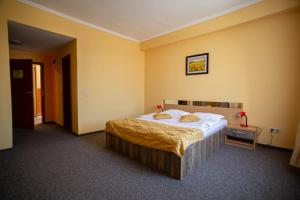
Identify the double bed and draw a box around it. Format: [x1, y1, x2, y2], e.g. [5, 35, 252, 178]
[105, 100, 242, 180]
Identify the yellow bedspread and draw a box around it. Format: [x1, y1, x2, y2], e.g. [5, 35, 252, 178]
[105, 118, 203, 157]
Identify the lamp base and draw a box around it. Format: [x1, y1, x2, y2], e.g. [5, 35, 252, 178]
[240, 124, 248, 127]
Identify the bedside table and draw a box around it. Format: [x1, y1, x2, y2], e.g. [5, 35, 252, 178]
[225, 124, 259, 150]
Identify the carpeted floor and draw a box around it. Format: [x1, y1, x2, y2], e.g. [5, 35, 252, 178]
[0, 124, 299, 200]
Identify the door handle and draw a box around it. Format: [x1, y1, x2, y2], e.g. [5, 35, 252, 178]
[25, 91, 33, 94]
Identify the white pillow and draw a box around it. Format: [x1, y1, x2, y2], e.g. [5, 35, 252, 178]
[193, 112, 225, 121]
[162, 109, 190, 117]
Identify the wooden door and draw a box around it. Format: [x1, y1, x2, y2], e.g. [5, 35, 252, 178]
[10, 59, 34, 129]
[62, 55, 72, 130]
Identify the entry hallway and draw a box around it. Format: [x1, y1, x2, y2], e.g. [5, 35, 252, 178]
[0, 124, 299, 200]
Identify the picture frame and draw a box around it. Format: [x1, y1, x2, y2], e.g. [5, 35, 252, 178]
[186, 53, 209, 75]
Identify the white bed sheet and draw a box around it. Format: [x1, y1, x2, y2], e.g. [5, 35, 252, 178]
[136, 115, 227, 138]
[201, 119, 227, 138]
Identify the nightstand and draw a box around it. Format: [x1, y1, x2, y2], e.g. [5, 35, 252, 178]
[225, 124, 259, 150]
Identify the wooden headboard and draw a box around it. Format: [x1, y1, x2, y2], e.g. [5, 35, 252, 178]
[164, 100, 243, 125]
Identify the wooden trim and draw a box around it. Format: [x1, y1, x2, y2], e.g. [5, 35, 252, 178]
[225, 137, 255, 150]
[225, 141, 254, 150]
[164, 103, 243, 124]
[164, 100, 243, 109]
[225, 125, 259, 150]
[227, 124, 257, 132]
[106, 128, 226, 180]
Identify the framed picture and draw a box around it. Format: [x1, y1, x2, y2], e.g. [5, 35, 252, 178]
[186, 53, 209, 75]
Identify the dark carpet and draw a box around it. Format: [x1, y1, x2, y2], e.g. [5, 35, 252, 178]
[0, 124, 299, 200]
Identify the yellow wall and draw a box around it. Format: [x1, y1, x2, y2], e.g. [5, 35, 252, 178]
[144, 8, 300, 149]
[9, 48, 56, 123]
[0, 0, 144, 149]
[0, 1, 12, 149]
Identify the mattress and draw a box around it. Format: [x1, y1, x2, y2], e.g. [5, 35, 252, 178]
[137, 114, 227, 138]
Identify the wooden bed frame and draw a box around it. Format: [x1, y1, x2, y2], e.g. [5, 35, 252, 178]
[106, 100, 243, 180]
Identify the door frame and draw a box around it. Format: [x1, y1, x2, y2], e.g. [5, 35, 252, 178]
[62, 54, 72, 130]
[32, 62, 46, 124]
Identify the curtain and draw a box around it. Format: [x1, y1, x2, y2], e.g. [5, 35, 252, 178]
[290, 120, 300, 167]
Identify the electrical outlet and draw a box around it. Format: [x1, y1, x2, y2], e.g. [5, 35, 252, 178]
[270, 128, 280, 133]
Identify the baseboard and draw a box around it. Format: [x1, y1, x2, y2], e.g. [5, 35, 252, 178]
[78, 130, 105, 136]
[44, 121, 77, 135]
[0, 146, 13, 151]
[43, 122, 104, 136]
[44, 121, 57, 124]
[257, 143, 293, 152]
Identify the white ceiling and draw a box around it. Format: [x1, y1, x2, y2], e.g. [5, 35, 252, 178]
[8, 21, 74, 52]
[21, 0, 258, 41]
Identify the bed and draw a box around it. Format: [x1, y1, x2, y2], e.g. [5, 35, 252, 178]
[105, 100, 242, 180]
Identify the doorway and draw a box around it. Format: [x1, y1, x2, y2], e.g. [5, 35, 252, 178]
[62, 55, 72, 130]
[8, 21, 76, 133]
[32, 63, 45, 125]
[10, 59, 45, 129]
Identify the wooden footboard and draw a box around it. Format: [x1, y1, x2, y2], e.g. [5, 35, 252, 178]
[106, 128, 225, 180]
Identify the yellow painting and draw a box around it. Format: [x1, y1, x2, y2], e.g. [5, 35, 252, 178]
[186, 53, 208, 75]
[188, 60, 205, 72]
